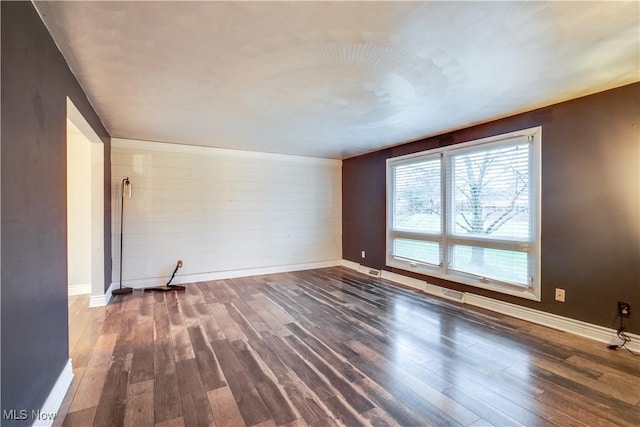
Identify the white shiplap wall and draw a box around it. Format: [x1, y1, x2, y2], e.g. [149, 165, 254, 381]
[111, 138, 342, 288]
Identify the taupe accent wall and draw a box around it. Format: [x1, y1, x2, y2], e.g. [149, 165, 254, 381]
[1, 2, 111, 421]
[343, 83, 640, 333]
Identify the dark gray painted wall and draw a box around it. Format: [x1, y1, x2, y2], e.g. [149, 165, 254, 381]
[1, 2, 111, 422]
[343, 83, 640, 333]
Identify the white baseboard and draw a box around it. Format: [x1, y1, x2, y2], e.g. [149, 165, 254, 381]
[89, 281, 117, 307]
[111, 260, 343, 291]
[341, 259, 640, 352]
[32, 359, 73, 427]
[67, 283, 91, 296]
[380, 269, 426, 292]
[340, 259, 361, 271]
[464, 294, 640, 352]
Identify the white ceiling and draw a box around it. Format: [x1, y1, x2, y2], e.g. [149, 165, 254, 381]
[36, 1, 639, 159]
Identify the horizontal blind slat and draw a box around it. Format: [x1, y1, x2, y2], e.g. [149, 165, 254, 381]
[448, 140, 531, 242]
[392, 158, 442, 234]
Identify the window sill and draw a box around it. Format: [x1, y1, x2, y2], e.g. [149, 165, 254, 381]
[387, 258, 541, 301]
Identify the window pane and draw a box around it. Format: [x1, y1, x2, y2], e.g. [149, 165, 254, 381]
[450, 244, 528, 286]
[393, 159, 441, 233]
[450, 143, 530, 240]
[393, 238, 440, 265]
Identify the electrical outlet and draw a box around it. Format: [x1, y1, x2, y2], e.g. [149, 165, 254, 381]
[177, 260, 183, 268]
[361, 251, 366, 258]
[555, 288, 565, 302]
[618, 301, 631, 318]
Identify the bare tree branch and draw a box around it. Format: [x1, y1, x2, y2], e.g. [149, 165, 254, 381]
[485, 207, 516, 234]
[456, 220, 471, 232]
[485, 181, 528, 234]
[458, 187, 471, 198]
[460, 212, 473, 230]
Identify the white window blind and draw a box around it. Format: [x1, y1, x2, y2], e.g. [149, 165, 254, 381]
[386, 127, 541, 300]
[449, 141, 531, 241]
[392, 238, 441, 266]
[392, 158, 441, 234]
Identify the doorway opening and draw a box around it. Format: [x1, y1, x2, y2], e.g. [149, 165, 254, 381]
[66, 98, 105, 304]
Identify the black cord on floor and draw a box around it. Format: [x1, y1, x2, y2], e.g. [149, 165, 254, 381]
[166, 262, 180, 286]
[607, 314, 640, 356]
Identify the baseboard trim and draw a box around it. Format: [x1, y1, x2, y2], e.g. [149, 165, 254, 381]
[340, 259, 361, 271]
[464, 293, 640, 352]
[341, 259, 640, 352]
[89, 281, 117, 307]
[380, 269, 426, 292]
[33, 359, 73, 426]
[111, 260, 343, 291]
[67, 283, 91, 296]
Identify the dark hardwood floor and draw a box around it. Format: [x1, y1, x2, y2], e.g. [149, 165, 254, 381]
[58, 267, 640, 427]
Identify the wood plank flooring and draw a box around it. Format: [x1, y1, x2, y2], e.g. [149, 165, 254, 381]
[57, 267, 640, 427]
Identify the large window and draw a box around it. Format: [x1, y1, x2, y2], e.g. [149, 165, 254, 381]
[387, 127, 541, 300]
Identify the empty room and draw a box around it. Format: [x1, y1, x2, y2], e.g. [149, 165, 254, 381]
[1, 1, 639, 427]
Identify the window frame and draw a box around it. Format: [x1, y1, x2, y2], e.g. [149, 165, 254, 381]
[386, 127, 542, 301]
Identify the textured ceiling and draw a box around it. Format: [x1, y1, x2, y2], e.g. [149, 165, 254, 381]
[36, 1, 639, 159]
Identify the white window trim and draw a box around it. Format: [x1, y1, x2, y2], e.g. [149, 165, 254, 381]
[386, 127, 542, 301]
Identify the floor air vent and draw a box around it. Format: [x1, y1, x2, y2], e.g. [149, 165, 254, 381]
[424, 283, 466, 302]
[358, 265, 381, 277]
[440, 288, 465, 303]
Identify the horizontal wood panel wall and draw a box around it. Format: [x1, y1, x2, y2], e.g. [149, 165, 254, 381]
[111, 139, 342, 285]
[343, 83, 640, 333]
